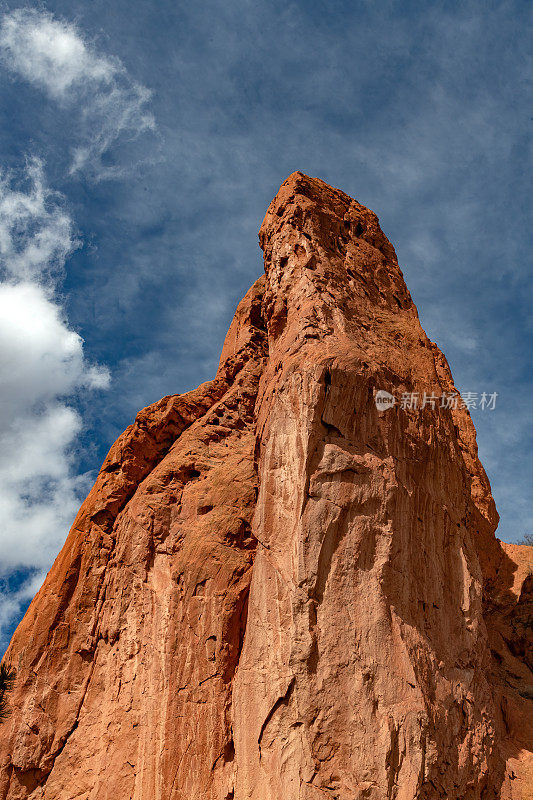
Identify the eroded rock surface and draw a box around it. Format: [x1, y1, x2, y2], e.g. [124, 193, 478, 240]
[0, 173, 531, 799]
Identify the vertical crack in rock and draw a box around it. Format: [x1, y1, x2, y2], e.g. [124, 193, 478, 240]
[0, 173, 531, 800]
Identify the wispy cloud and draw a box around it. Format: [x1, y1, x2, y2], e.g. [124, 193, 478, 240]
[0, 9, 156, 179]
[0, 159, 109, 646]
[0, 156, 74, 280]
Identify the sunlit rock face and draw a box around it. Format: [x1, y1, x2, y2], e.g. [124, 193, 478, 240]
[0, 173, 531, 800]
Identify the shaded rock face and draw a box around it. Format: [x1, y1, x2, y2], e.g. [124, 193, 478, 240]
[0, 173, 531, 800]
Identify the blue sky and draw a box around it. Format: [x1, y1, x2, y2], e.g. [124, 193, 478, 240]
[0, 0, 531, 650]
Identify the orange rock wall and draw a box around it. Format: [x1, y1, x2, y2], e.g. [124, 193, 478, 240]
[0, 174, 531, 800]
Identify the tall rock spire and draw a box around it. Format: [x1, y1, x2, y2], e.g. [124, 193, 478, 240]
[1, 173, 531, 799]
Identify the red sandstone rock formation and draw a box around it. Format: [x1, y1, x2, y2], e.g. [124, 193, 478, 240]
[0, 173, 531, 800]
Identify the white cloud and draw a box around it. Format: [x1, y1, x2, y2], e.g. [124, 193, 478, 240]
[0, 9, 156, 179]
[0, 157, 75, 281]
[0, 9, 115, 98]
[0, 281, 107, 411]
[0, 160, 109, 645]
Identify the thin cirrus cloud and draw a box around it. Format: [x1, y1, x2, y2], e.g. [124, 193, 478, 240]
[0, 158, 109, 645]
[0, 8, 156, 179]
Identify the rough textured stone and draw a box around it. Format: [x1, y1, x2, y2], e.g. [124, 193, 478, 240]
[0, 173, 531, 799]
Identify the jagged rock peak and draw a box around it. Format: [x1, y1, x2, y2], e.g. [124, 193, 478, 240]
[0, 173, 531, 800]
